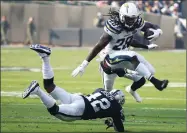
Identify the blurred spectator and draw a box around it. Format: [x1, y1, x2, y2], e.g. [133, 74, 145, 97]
[111, 1, 120, 11]
[136, 1, 145, 12]
[1, 16, 10, 45]
[144, 2, 152, 13]
[161, 2, 171, 15]
[24, 17, 36, 45]
[93, 12, 105, 28]
[151, 1, 161, 14]
[174, 18, 187, 49]
[96, 1, 108, 7]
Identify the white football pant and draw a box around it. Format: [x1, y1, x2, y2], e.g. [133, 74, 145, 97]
[50, 86, 85, 121]
[99, 50, 155, 91]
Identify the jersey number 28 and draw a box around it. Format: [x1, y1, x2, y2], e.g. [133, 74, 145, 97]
[113, 36, 133, 50]
[87, 93, 111, 112]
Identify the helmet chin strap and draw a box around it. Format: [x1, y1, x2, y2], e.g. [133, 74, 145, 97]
[124, 23, 133, 28]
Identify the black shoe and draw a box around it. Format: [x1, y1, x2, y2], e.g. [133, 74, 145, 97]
[155, 80, 169, 91]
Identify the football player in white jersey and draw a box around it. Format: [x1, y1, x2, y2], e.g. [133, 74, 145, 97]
[72, 2, 168, 102]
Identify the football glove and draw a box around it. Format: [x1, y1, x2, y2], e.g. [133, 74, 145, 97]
[105, 118, 114, 130]
[147, 28, 163, 42]
[71, 60, 89, 77]
[147, 43, 158, 49]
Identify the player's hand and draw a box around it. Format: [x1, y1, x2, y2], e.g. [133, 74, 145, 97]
[147, 43, 158, 49]
[71, 60, 89, 77]
[147, 28, 163, 42]
[105, 118, 113, 130]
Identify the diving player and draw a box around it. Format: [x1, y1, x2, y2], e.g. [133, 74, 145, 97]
[22, 44, 125, 132]
[72, 2, 168, 102]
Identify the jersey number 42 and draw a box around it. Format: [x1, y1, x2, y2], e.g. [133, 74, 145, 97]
[87, 92, 111, 112]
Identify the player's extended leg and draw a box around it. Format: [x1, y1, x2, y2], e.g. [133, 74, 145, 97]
[124, 74, 145, 102]
[22, 81, 85, 121]
[135, 52, 155, 74]
[30, 44, 74, 104]
[130, 54, 168, 91]
[125, 52, 159, 102]
[101, 70, 117, 92]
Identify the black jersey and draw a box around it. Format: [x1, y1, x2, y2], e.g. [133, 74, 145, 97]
[81, 88, 124, 132]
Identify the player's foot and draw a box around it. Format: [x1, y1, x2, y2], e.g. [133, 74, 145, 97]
[154, 80, 169, 91]
[30, 44, 51, 58]
[22, 80, 40, 99]
[125, 85, 142, 103]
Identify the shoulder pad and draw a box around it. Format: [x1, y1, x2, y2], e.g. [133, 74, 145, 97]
[135, 17, 145, 29]
[104, 18, 122, 36]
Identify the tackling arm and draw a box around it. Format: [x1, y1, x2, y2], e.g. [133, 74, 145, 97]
[112, 116, 125, 132]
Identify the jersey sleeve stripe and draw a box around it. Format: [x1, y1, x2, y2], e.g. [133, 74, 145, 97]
[138, 18, 145, 29]
[106, 21, 120, 34]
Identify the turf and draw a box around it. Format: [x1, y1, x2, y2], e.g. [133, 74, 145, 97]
[1, 47, 186, 133]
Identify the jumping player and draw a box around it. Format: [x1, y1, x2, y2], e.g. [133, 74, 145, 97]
[72, 2, 169, 102]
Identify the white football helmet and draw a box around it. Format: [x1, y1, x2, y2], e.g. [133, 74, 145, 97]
[110, 89, 125, 105]
[119, 2, 140, 28]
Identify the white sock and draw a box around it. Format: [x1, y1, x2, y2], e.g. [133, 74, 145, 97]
[42, 57, 54, 79]
[36, 87, 56, 108]
[50, 86, 72, 104]
[135, 63, 152, 80]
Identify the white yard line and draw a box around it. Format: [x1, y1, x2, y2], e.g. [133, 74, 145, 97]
[1, 79, 186, 88]
[1, 91, 186, 101]
[141, 107, 186, 111]
[1, 102, 185, 111]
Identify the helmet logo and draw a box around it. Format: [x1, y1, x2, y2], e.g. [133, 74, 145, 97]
[123, 3, 129, 13]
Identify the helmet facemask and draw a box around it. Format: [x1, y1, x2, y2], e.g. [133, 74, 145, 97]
[120, 14, 138, 28]
[119, 2, 141, 28]
[110, 89, 125, 105]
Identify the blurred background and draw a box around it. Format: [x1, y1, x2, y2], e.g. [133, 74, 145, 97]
[1, 0, 187, 49]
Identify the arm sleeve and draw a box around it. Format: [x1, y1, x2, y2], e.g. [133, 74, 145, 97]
[130, 39, 148, 49]
[104, 19, 121, 37]
[136, 17, 145, 30]
[141, 21, 160, 32]
[112, 116, 125, 132]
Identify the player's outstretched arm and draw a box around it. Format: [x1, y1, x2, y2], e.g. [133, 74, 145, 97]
[71, 32, 112, 77]
[112, 116, 125, 132]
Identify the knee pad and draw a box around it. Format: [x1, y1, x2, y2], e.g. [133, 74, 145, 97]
[47, 104, 59, 116]
[43, 77, 56, 90]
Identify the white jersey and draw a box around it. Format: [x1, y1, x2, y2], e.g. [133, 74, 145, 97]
[99, 17, 145, 61]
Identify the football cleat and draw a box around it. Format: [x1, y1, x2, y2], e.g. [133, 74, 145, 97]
[30, 44, 51, 58]
[125, 85, 142, 103]
[155, 80, 169, 91]
[22, 80, 39, 99]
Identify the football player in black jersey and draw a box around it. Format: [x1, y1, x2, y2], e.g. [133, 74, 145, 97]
[72, 2, 168, 102]
[22, 44, 125, 132]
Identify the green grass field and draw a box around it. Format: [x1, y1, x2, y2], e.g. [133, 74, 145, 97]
[1, 47, 186, 133]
